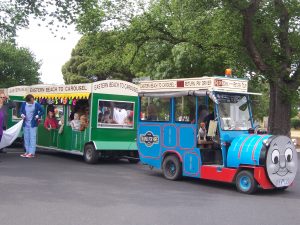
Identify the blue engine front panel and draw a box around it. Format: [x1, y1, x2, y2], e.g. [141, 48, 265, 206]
[227, 134, 271, 168]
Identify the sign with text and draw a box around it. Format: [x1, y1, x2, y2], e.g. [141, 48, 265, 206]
[139, 77, 248, 93]
[8, 86, 29, 96]
[29, 84, 92, 94]
[93, 80, 139, 96]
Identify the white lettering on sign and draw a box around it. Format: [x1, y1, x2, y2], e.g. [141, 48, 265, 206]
[213, 79, 247, 90]
[140, 81, 177, 89]
[65, 85, 88, 92]
[8, 86, 29, 96]
[8, 86, 28, 94]
[29, 84, 91, 94]
[93, 80, 139, 96]
[139, 77, 249, 93]
[184, 80, 212, 88]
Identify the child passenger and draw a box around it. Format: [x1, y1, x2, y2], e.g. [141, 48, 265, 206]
[70, 113, 81, 130]
[79, 114, 89, 131]
[44, 110, 59, 131]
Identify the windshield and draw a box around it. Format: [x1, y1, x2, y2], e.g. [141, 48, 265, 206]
[216, 94, 252, 131]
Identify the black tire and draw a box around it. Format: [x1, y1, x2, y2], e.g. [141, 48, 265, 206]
[128, 158, 140, 164]
[83, 144, 99, 164]
[235, 170, 258, 194]
[277, 186, 288, 191]
[162, 155, 182, 180]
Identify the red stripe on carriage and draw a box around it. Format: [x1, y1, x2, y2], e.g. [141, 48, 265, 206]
[238, 135, 253, 159]
[201, 166, 237, 183]
[251, 136, 266, 161]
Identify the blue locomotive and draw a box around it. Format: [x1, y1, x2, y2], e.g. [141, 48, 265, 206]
[137, 74, 298, 194]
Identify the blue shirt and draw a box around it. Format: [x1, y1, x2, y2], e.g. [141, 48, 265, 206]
[25, 102, 36, 128]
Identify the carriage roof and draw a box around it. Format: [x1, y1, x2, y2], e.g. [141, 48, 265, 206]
[138, 76, 260, 97]
[7, 80, 139, 98]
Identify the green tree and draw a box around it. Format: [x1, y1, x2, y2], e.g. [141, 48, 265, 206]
[0, 41, 40, 87]
[124, 1, 233, 79]
[0, 0, 85, 40]
[222, 0, 300, 135]
[76, 0, 300, 135]
[62, 31, 135, 84]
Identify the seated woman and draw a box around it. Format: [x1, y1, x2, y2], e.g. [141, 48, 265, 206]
[44, 110, 59, 131]
[79, 114, 89, 131]
[70, 113, 81, 131]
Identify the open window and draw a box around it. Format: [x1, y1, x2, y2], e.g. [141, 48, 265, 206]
[46, 105, 64, 123]
[175, 96, 196, 123]
[140, 97, 171, 122]
[12, 101, 23, 121]
[97, 100, 134, 129]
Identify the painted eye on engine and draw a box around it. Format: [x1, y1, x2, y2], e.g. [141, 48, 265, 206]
[285, 148, 293, 162]
[271, 149, 280, 164]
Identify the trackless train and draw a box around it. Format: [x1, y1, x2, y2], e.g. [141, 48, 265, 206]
[2, 73, 298, 194]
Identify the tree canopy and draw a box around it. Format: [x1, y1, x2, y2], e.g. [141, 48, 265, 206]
[0, 41, 40, 88]
[0, 0, 83, 41]
[63, 0, 300, 135]
[1, 0, 300, 135]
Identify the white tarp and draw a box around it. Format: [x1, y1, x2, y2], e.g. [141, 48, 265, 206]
[0, 120, 23, 149]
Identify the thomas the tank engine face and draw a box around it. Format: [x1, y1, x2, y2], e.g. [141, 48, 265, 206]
[265, 136, 298, 188]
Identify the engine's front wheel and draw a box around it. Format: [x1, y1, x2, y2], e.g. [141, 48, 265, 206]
[235, 170, 258, 194]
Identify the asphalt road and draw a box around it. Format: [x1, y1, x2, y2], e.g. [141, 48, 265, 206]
[0, 148, 300, 225]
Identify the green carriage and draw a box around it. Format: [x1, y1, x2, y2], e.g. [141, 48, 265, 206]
[7, 80, 139, 164]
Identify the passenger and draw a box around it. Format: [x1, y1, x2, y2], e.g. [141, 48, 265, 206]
[102, 110, 110, 123]
[198, 122, 207, 141]
[58, 116, 64, 134]
[84, 107, 90, 117]
[70, 113, 81, 130]
[44, 110, 59, 131]
[113, 107, 127, 124]
[69, 105, 78, 121]
[124, 111, 134, 125]
[124, 116, 133, 125]
[79, 114, 89, 131]
[147, 104, 158, 121]
[98, 111, 103, 123]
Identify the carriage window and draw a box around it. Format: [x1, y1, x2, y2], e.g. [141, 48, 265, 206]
[47, 105, 64, 123]
[97, 100, 134, 128]
[68, 99, 90, 122]
[12, 101, 23, 120]
[140, 97, 170, 122]
[175, 96, 196, 123]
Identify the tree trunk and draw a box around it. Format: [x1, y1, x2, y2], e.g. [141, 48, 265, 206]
[268, 80, 291, 136]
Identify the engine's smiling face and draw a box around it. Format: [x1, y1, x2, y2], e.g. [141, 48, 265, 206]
[266, 136, 298, 187]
